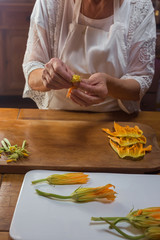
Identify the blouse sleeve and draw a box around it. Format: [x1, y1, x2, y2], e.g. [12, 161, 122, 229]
[118, 0, 156, 114]
[22, 0, 58, 108]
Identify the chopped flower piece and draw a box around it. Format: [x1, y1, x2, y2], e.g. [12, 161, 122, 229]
[32, 172, 89, 185]
[102, 122, 143, 138]
[36, 184, 116, 202]
[22, 152, 29, 157]
[66, 86, 76, 98]
[102, 122, 152, 159]
[0, 138, 29, 163]
[6, 159, 17, 163]
[109, 140, 152, 158]
[108, 135, 146, 147]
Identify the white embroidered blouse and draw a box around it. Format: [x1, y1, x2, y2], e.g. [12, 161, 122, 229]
[22, 0, 156, 113]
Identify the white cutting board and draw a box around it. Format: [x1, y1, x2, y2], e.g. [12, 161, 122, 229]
[10, 170, 160, 240]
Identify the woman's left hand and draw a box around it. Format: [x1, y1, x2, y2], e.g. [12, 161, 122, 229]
[70, 73, 109, 107]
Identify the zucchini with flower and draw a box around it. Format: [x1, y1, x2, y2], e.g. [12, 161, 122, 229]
[36, 184, 116, 202]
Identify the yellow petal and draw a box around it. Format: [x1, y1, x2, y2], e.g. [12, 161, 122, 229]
[102, 122, 143, 137]
[108, 135, 146, 146]
[6, 159, 17, 163]
[66, 86, 76, 98]
[109, 140, 152, 158]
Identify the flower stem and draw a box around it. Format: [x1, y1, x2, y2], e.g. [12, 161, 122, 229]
[112, 217, 131, 225]
[101, 218, 145, 240]
[35, 189, 72, 200]
[91, 217, 119, 221]
[32, 179, 47, 184]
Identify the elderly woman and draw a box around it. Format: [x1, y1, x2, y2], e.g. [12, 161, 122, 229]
[23, 0, 156, 114]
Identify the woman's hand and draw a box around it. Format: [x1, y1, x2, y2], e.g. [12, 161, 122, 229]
[70, 73, 109, 107]
[70, 72, 140, 106]
[42, 58, 74, 90]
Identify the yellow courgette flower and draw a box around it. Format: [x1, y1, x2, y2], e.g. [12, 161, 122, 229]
[36, 184, 116, 203]
[91, 207, 160, 240]
[32, 172, 89, 185]
[127, 207, 160, 228]
[71, 184, 116, 202]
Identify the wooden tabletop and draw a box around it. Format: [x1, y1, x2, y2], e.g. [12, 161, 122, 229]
[0, 108, 160, 239]
[0, 108, 19, 120]
[18, 109, 160, 143]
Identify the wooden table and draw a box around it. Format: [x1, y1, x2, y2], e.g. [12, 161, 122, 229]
[0, 108, 160, 240]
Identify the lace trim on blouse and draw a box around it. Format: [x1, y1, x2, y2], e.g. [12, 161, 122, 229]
[122, 0, 156, 101]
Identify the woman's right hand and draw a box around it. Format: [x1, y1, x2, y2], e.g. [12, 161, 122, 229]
[42, 58, 74, 90]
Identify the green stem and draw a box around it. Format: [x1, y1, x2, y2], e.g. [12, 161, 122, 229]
[101, 218, 145, 240]
[1, 140, 9, 151]
[22, 140, 26, 149]
[113, 217, 131, 225]
[32, 178, 47, 184]
[36, 189, 72, 200]
[91, 217, 119, 221]
[4, 138, 11, 147]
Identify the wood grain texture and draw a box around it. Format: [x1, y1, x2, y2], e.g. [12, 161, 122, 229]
[18, 110, 160, 146]
[18, 109, 139, 121]
[0, 232, 12, 240]
[0, 119, 159, 174]
[0, 174, 24, 231]
[0, 109, 19, 120]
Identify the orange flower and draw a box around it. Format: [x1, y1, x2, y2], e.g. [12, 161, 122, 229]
[32, 172, 89, 185]
[91, 207, 160, 240]
[71, 184, 116, 202]
[128, 207, 160, 228]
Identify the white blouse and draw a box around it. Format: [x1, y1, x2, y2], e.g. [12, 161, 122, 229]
[22, 0, 156, 113]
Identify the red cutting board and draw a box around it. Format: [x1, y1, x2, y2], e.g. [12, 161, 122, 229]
[0, 120, 159, 174]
